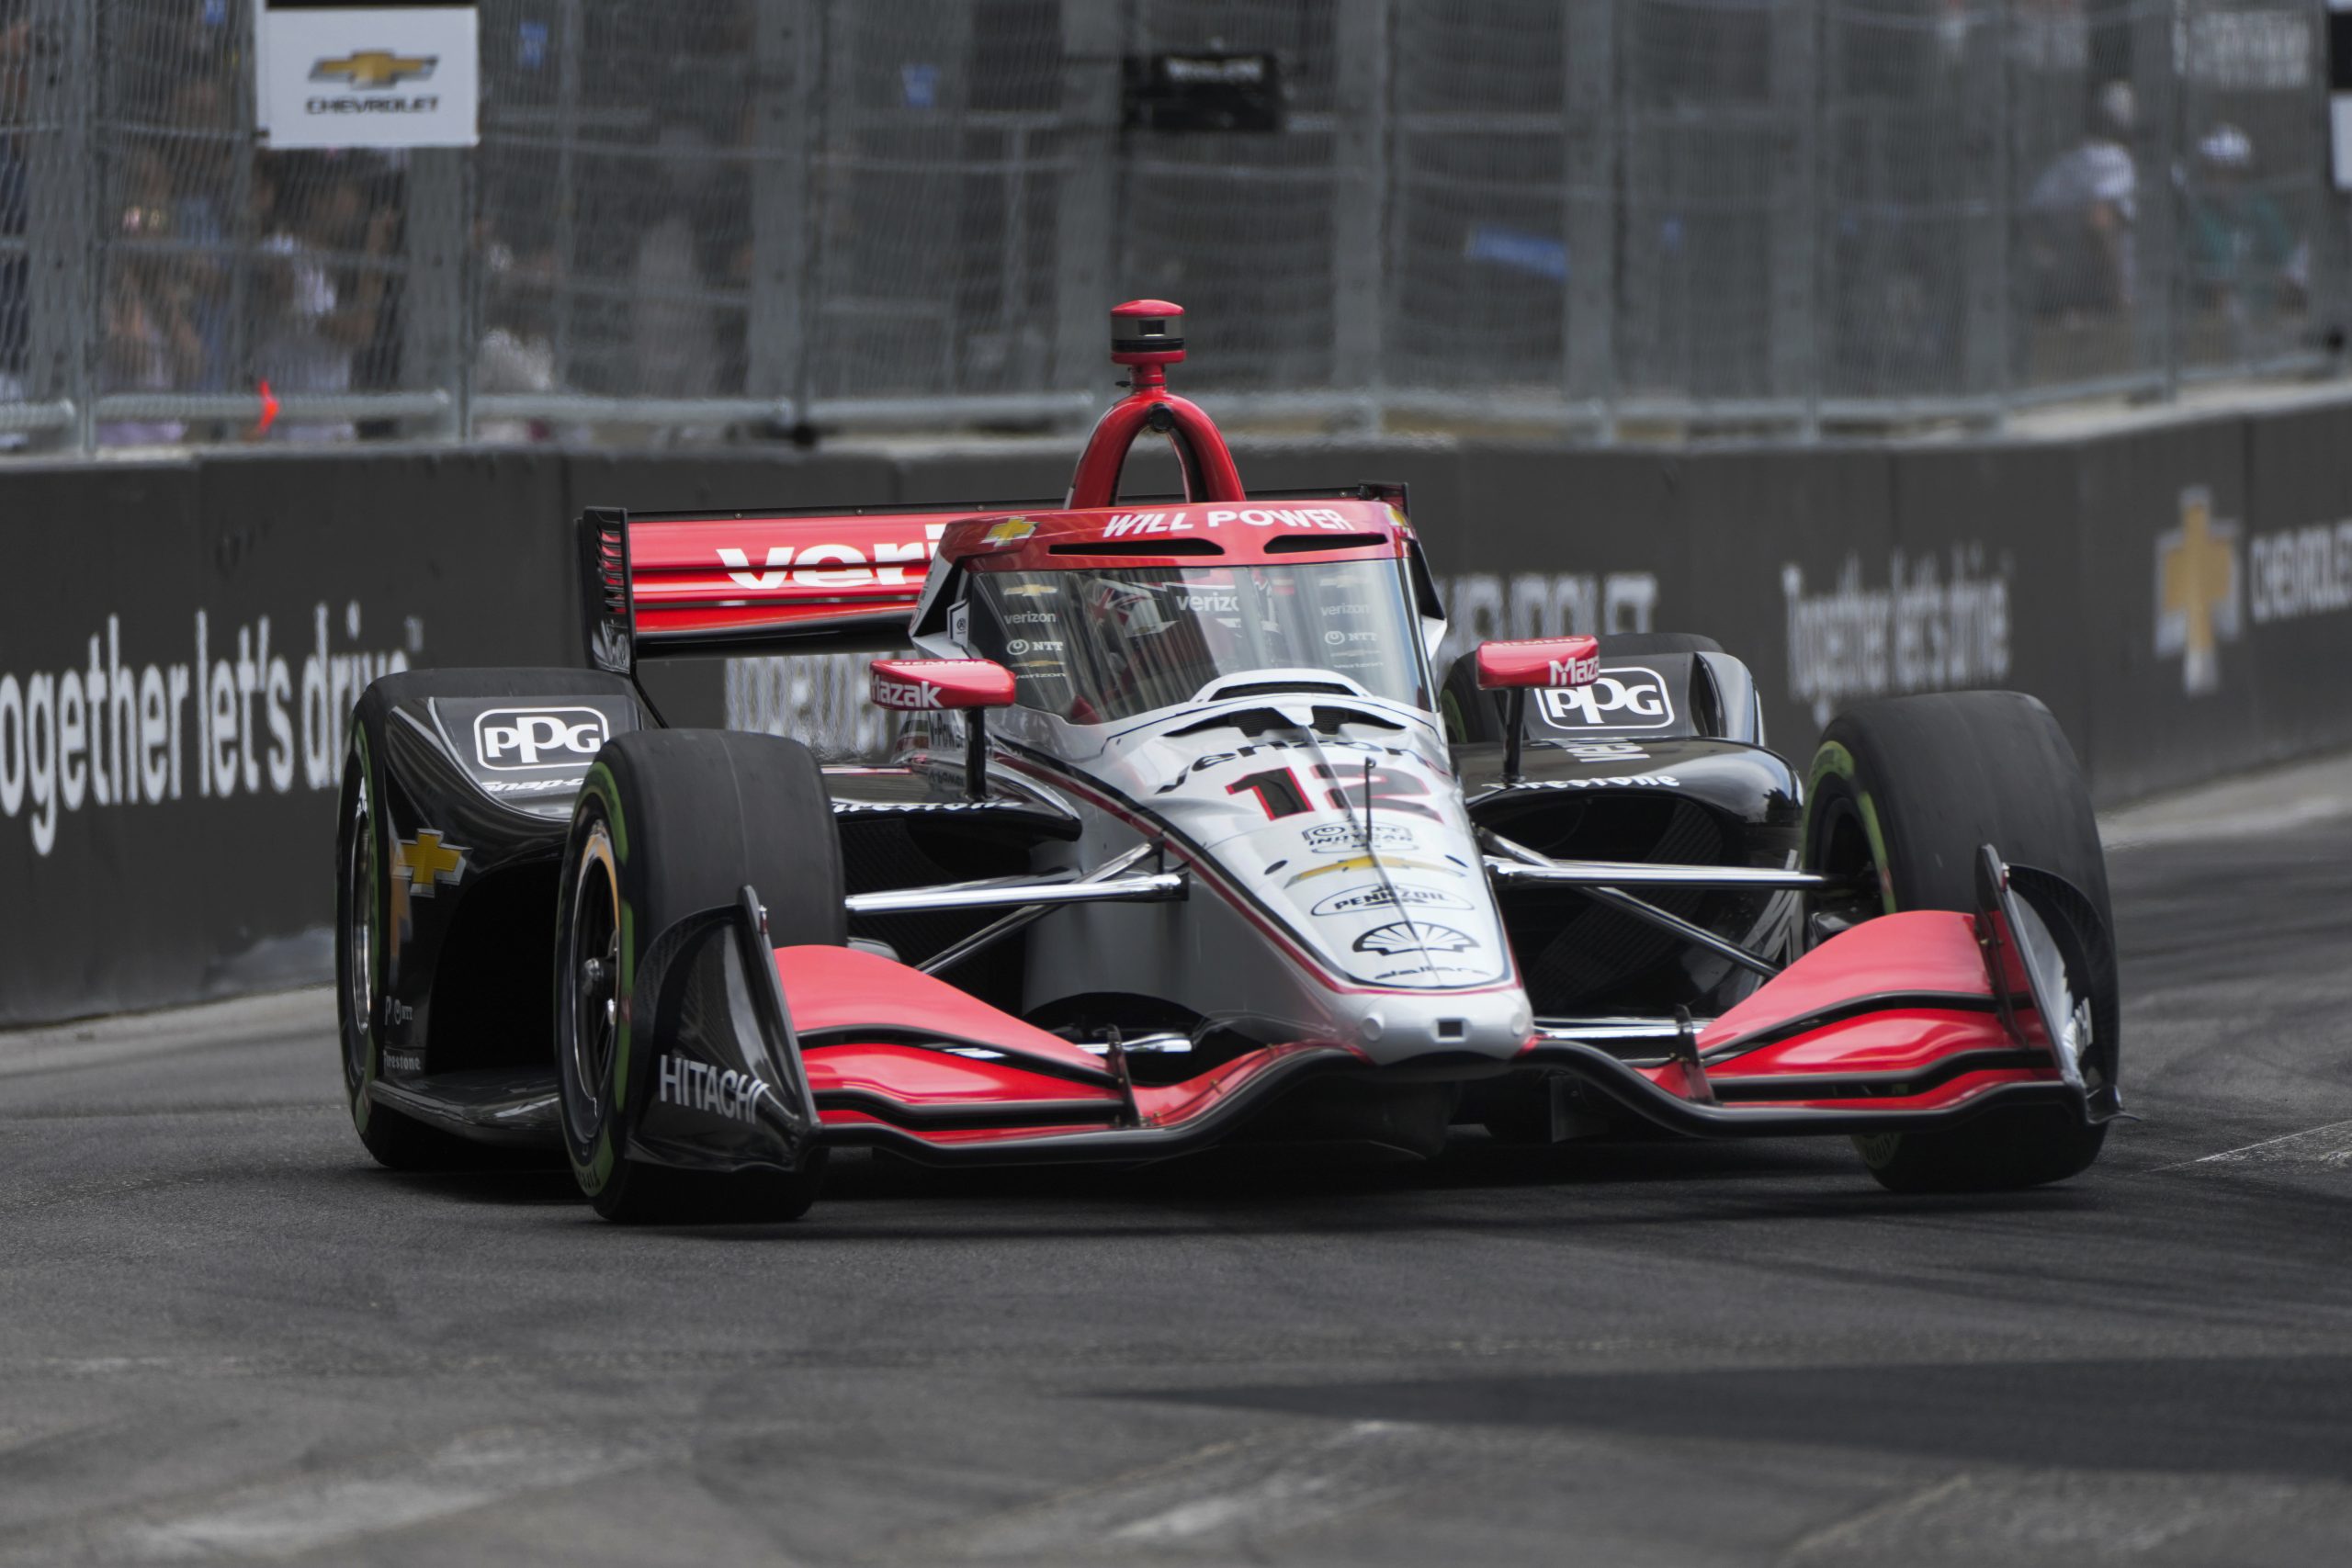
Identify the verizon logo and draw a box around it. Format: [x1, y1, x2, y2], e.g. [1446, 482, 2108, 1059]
[717, 524, 946, 590]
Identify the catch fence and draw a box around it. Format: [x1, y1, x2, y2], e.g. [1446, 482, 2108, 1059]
[2, 0, 2343, 450]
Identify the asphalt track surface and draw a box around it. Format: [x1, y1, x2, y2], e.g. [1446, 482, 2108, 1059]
[5, 760, 2351, 1567]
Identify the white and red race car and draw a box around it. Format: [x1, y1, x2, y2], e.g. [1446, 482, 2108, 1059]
[336, 302, 2120, 1221]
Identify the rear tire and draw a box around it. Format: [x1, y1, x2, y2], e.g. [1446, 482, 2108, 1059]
[554, 730, 844, 1224]
[1804, 692, 2115, 1193]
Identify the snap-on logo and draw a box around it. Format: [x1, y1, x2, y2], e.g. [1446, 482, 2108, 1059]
[1536, 667, 1675, 730]
[474, 707, 610, 770]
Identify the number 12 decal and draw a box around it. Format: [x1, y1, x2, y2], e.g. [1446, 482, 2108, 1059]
[1226, 764, 1441, 820]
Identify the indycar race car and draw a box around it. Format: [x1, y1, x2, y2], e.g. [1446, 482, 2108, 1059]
[335, 300, 2122, 1222]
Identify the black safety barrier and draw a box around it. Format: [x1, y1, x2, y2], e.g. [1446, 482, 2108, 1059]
[5, 399, 2350, 1024]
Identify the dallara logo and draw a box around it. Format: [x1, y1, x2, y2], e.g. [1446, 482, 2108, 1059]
[311, 51, 437, 90]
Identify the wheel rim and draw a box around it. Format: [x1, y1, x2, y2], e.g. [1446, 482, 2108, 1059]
[342, 770, 375, 1089]
[562, 819, 622, 1145]
[1804, 787, 1884, 947]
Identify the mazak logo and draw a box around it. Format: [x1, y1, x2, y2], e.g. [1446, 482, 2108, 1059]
[475, 708, 608, 771]
[1353, 921, 1476, 957]
[1311, 885, 1472, 918]
[2155, 487, 2242, 695]
[1536, 667, 1674, 730]
[872, 676, 944, 711]
[1301, 820, 1418, 854]
[311, 51, 436, 90]
[1549, 651, 1600, 686]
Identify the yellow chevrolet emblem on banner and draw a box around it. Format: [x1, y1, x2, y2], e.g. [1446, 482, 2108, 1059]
[2154, 486, 2240, 696]
[311, 51, 438, 90]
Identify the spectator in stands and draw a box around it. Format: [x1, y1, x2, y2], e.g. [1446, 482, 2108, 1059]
[2026, 80, 2139, 320]
[250, 155, 396, 441]
[2183, 124, 2303, 324]
[474, 223, 565, 442]
[629, 123, 727, 414]
[96, 151, 203, 445]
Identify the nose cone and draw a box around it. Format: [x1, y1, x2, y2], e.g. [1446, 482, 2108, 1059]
[1342, 988, 1535, 1066]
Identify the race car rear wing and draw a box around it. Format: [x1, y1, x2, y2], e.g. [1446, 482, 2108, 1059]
[577, 484, 1414, 673]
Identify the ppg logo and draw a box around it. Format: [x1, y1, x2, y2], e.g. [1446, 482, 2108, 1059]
[1536, 667, 1675, 730]
[474, 707, 610, 770]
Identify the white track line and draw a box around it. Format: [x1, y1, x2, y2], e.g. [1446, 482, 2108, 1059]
[83, 1428, 638, 1562]
[2101, 794, 2352, 851]
[2149, 1119, 2352, 1174]
[922, 1419, 1420, 1558]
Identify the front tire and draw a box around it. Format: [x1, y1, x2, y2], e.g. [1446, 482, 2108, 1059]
[335, 735, 471, 1169]
[1804, 692, 2116, 1193]
[554, 730, 843, 1224]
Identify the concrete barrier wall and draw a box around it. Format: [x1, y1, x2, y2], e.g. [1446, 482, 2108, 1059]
[4, 400, 2346, 1024]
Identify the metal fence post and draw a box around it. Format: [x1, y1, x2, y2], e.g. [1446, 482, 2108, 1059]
[2132, 0, 2178, 399]
[403, 151, 469, 438]
[551, 0, 582, 392]
[2309, 0, 2352, 371]
[24, 0, 97, 451]
[1054, 0, 1121, 394]
[1965, 0, 2014, 410]
[1565, 1, 1619, 424]
[1770, 0, 1822, 433]
[1330, 0, 1388, 417]
[748, 0, 814, 419]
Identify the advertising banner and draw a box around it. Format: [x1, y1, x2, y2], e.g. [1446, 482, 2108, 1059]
[257, 0, 480, 150]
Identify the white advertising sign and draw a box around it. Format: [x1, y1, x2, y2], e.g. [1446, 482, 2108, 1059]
[257, 2, 479, 150]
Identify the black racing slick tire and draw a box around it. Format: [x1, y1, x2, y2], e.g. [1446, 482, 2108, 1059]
[335, 732, 473, 1170]
[554, 729, 843, 1224]
[1803, 692, 2116, 1194]
[1441, 633, 1725, 745]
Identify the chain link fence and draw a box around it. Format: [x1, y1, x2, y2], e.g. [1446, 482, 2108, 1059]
[3, 0, 2344, 452]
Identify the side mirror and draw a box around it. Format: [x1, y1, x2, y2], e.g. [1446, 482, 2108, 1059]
[869, 660, 1015, 800]
[868, 659, 1016, 713]
[1471, 636, 1600, 786]
[1474, 636, 1600, 692]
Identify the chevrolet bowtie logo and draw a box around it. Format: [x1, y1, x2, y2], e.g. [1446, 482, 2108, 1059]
[983, 518, 1037, 547]
[2155, 486, 2242, 696]
[311, 51, 437, 90]
[391, 830, 468, 897]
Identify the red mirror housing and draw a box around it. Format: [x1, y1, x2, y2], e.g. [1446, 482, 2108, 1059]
[868, 659, 1016, 713]
[1474, 636, 1600, 692]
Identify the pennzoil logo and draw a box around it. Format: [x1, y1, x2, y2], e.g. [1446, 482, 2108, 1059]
[311, 51, 438, 90]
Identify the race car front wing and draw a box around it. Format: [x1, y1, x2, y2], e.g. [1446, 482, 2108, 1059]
[620, 845, 2115, 1177]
